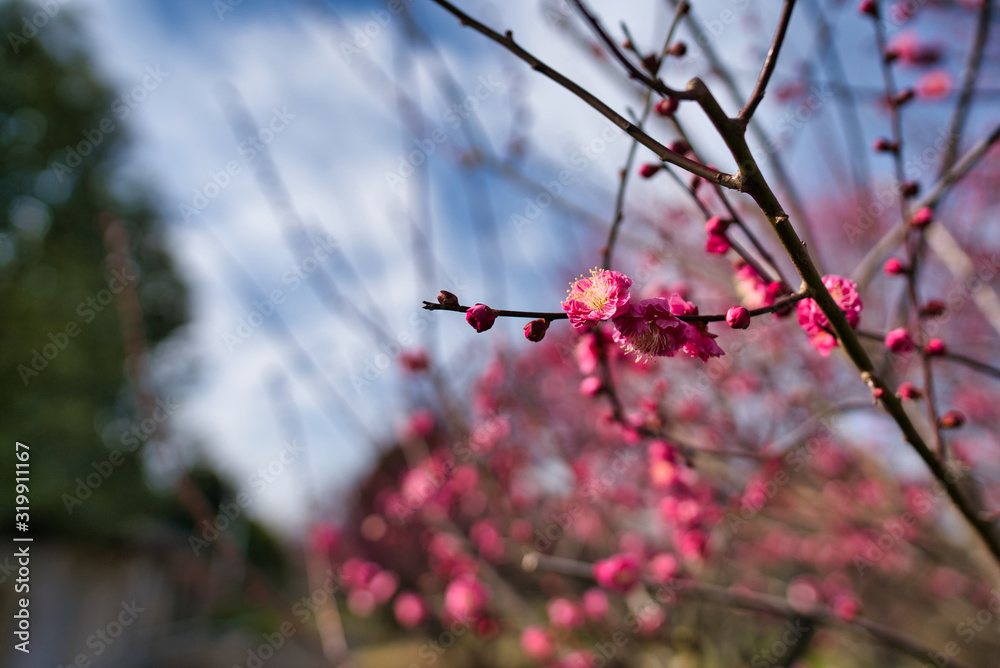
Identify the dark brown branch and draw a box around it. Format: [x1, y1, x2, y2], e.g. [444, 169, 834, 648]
[737, 0, 798, 126]
[420, 290, 807, 324]
[426, 0, 734, 187]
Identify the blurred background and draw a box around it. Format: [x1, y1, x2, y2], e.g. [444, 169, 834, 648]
[1, 0, 999, 666]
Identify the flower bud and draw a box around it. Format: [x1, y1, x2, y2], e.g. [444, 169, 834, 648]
[897, 382, 923, 400]
[704, 216, 729, 235]
[639, 162, 661, 178]
[920, 300, 945, 317]
[885, 327, 916, 353]
[669, 139, 690, 155]
[938, 410, 965, 429]
[523, 318, 549, 342]
[466, 304, 498, 333]
[858, 0, 877, 16]
[910, 206, 933, 227]
[893, 88, 915, 106]
[655, 97, 679, 116]
[726, 306, 751, 329]
[668, 41, 687, 57]
[705, 233, 730, 255]
[923, 338, 946, 356]
[883, 257, 908, 275]
[900, 181, 920, 198]
[873, 137, 899, 153]
[438, 290, 460, 307]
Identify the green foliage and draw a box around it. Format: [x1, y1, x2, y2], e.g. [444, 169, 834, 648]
[0, 1, 188, 540]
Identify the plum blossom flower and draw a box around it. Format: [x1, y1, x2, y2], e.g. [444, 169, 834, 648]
[393, 592, 427, 628]
[594, 553, 641, 592]
[519, 626, 554, 661]
[667, 294, 725, 361]
[885, 327, 916, 353]
[444, 575, 491, 622]
[797, 275, 863, 355]
[611, 298, 689, 361]
[562, 269, 632, 331]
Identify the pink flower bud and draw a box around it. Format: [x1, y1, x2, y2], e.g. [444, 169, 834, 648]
[668, 41, 687, 57]
[726, 306, 751, 329]
[705, 233, 730, 255]
[547, 597, 584, 629]
[582, 588, 609, 619]
[593, 553, 641, 592]
[466, 303, 497, 333]
[580, 376, 603, 396]
[858, 0, 877, 15]
[885, 327, 916, 353]
[897, 381, 923, 400]
[647, 553, 679, 583]
[444, 575, 491, 622]
[923, 338, 947, 356]
[393, 592, 428, 628]
[638, 162, 661, 178]
[519, 626, 554, 661]
[938, 410, 966, 429]
[655, 97, 679, 116]
[917, 69, 953, 100]
[523, 318, 549, 342]
[883, 258, 907, 275]
[910, 206, 933, 227]
[704, 216, 729, 235]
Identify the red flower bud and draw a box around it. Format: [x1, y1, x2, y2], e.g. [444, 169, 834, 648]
[897, 382, 923, 400]
[669, 139, 690, 155]
[923, 338, 946, 356]
[885, 327, 916, 353]
[873, 137, 899, 153]
[523, 318, 549, 342]
[910, 206, 933, 227]
[858, 0, 878, 16]
[638, 163, 661, 178]
[466, 304, 498, 333]
[668, 42, 687, 57]
[938, 410, 965, 429]
[704, 216, 729, 235]
[900, 181, 920, 198]
[654, 97, 679, 116]
[726, 306, 751, 329]
[438, 290, 460, 307]
[920, 300, 946, 317]
[883, 257, 908, 275]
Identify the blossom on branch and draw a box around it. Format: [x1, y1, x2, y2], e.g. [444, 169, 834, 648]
[611, 298, 688, 361]
[796, 275, 863, 356]
[562, 268, 632, 331]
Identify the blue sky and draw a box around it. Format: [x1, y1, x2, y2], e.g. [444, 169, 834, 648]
[20, 0, 992, 533]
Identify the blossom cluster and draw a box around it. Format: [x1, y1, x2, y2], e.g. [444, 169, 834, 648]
[561, 269, 724, 362]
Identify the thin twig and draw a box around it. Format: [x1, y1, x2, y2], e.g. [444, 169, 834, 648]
[737, 0, 798, 126]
